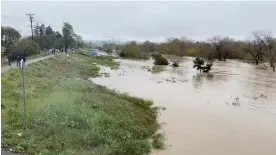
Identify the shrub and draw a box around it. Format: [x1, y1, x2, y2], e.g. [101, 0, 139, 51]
[152, 54, 168, 65]
[172, 61, 180, 67]
[12, 38, 40, 56]
[151, 53, 161, 59]
[154, 56, 169, 65]
[119, 51, 125, 57]
[193, 57, 213, 73]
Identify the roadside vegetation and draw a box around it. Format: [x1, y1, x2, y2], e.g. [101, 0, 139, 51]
[1, 52, 163, 155]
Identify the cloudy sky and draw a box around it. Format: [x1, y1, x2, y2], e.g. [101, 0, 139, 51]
[2, 0, 276, 42]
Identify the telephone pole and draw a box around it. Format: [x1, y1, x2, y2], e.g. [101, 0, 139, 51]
[26, 13, 35, 41]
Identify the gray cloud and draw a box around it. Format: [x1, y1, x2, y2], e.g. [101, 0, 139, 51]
[2, 1, 276, 42]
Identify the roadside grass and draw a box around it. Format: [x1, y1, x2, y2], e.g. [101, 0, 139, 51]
[1, 52, 162, 154]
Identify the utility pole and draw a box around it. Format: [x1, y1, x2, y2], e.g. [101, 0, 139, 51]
[26, 13, 35, 41]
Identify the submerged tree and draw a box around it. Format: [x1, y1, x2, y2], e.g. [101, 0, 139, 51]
[193, 57, 213, 73]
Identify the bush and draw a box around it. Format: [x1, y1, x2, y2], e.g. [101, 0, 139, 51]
[172, 61, 180, 67]
[151, 53, 161, 59]
[12, 38, 40, 56]
[193, 57, 213, 73]
[154, 55, 169, 65]
[119, 51, 125, 57]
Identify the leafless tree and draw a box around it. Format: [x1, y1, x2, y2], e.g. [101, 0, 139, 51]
[209, 36, 233, 61]
[264, 32, 276, 71]
[244, 31, 266, 65]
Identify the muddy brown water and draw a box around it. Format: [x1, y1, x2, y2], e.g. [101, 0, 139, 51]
[90, 57, 276, 155]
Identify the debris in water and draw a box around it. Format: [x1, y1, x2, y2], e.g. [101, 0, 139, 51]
[232, 97, 240, 106]
[141, 65, 151, 72]
[260, 93, 267, 98]
[165, 78, 171, 82]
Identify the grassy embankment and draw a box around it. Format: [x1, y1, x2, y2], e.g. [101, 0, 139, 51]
[1, 52, 163, 155]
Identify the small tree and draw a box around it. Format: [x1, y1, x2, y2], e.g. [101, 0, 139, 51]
[122, 41, 141, 58]
[193, 57, 213, 73]
[172, 61, 180, 67]
[244, 31, 266, 65]
[1, 26, 21, 53]
[264, 33, 276, 72]
[12, 38, 40, 56]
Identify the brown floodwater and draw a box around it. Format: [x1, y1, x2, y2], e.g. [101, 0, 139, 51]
[90, 57, 276, 155]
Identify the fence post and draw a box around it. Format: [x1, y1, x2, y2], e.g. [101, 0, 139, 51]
[20, 59, 27, 131]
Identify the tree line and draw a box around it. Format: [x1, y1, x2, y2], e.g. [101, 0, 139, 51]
[109, 31, 275, 71]
[1, 22, 84, 57]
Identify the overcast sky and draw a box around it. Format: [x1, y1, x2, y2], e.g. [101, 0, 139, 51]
[2, 1, 276, 42]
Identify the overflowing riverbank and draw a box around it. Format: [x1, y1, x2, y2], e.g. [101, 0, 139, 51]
[91, 57, 276, 155]
[1, 52, 163, 154]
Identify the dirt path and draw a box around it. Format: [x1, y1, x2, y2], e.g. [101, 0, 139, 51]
[1, 54, 58, 74]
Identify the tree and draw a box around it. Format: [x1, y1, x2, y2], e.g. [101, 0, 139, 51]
[45, 26, 54, 35]
[55, 31, 63, 39]
[73, 34, 84, 50]
[140, 40, 155, 53]
[209, 36, 232, 61]
[39, 24, 46, 37]
[123, 41, 141, 58]
[12, 38, 40, 56]
[264, 33, 276, 71]
[62, 22, 74, 52]
[244, 31, 266, 65]
[1, 26, 21, 53]
[33, 23, 40, 40]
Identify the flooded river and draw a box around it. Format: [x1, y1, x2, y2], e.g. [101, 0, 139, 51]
[90, 57, 276, 155]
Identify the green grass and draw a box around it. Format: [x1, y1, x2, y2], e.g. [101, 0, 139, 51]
[1, 52, 162, 155]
